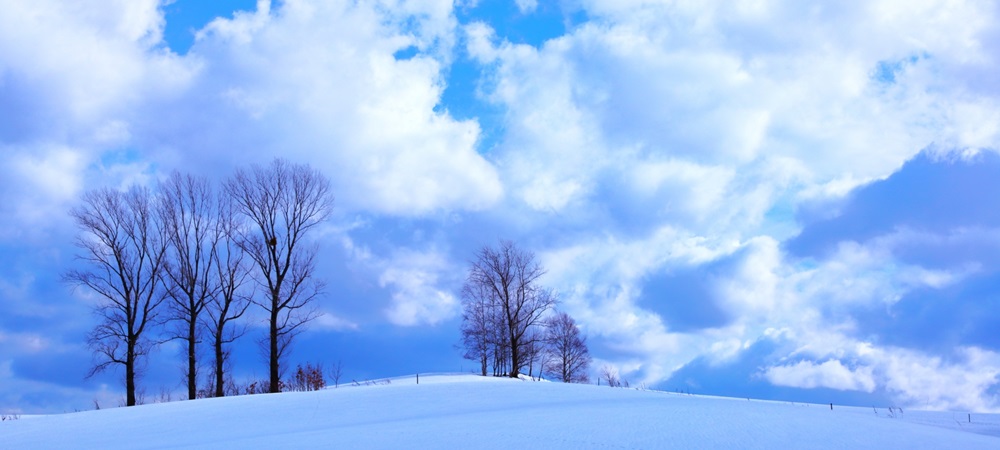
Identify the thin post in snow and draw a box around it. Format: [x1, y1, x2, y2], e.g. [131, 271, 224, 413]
[830, 403, 833, 410]
[416, 373, 419, 385]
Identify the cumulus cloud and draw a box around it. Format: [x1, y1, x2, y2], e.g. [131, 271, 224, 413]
[1, 0, 503, 226]
[761, 343, 1000, 411]
[0, 145, 85, 240]
[469, 0, 1000, 232]
[0, 331, 51, 355]
[879, 346, 1000, 412]
[534, 228, 745, 384]
[764, 359, 877, 392]
[147, 0, 502, 216]
[0, 0, 498, 410]
[514, 0, 538, 15]
[0, 0, 195, 237]
[764, 337, 1000, 411]
[456, 0, 1000, 410]
[312, 313, 360, 332]
[379, 248, 460, 326]
[0, 0, 170, 132]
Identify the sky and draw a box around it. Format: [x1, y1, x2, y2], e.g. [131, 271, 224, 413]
[1, 0, 1000, 414]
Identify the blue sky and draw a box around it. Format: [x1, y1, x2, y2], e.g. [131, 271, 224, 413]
[2, 0, 1000, 413]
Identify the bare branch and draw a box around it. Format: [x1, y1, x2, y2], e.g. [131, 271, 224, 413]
[65, 186, 168, 406]
[459, 239, 557, 378]
[223, 159, 333, 392]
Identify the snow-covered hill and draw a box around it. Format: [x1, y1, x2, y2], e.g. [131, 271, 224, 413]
[4, 374, 999, 449]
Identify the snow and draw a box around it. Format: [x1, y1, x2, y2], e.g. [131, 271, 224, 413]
[3, 374, 999, 449]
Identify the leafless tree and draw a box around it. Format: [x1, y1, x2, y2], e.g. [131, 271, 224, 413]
[600, 365, 621, 388]
[543, 312, 591, 383]
[159, 172, 218, 400]
[65, 186, 169, 406]
[224, 159, 333, 393]
[203, 194, 253, 397]
[460, 282, 495, 376]
[462, 240, 556, 378]
[329, 360, 344, 388]
[522, 327, 544, 380]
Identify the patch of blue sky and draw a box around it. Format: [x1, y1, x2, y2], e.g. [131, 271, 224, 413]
[98, 147, 144, 167]
[457, 1, 584, 48]
[393, 46, 420, 61]
[870, 53, 927, 86]
[791, 257, 820, 272]
[92, 148, 162, 184]
[436, 2, 589, 155]
[161, 0, 259, 54]
[435, 54, 507, 154]
[760, 198, 801, 241]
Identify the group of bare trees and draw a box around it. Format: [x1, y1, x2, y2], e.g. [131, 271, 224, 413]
[459, 240, 591, 382]
[66, 159, 332, 406]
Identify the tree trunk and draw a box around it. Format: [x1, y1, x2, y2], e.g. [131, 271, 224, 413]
[269, 299, 280, 393]
[214, 334, 225, 397]
[187, 319, 197, 400]
[126, 339, 136, 407]
[509, 332, 520, 378]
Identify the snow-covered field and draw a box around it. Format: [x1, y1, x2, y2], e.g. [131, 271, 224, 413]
[3, 374, 999, 449]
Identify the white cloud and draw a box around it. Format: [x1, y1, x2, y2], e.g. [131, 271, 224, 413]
[534, 207, 997, 408]
[379, 248, 460, 326]
[0, 0, 191, 245]
[0, 0, 501, 229]
[514, 0, 538, 15]
[764, 359, 877, 392]
[468, 0, 1000, 237]
[735, 234, 999, 410]
[1, 145, 85, 239]
[879, 346, 1000, 412]
[162, 0, 502, 216]
[483, 0, 1000, 404]
[0, 0, 187, 136]
[0, 331, 51, 354]
[313, 313, 360, 332]
[536, 228, 745, 385]
[766, 336, 1000, 411]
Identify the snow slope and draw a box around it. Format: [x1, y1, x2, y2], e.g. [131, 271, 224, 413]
[3, 374, 999, 449]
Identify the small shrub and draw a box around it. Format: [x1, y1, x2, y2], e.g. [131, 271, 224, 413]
[600, 365, 622, 388]
[241, 378, 281, 395]
[287, 362, 326, 391]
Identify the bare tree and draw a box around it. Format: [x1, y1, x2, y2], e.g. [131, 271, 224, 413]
[460, 282, 495, 376]
[65, 186, 169, 406]
[522, 328, 544, 380]
[203, 194, 252, 397]
[462, 240, 556, 378]
[159, 172, 218, 400]
[329, 360, 343, 388]
[224, 159, 333, 393]
[543, 312, 591, 383]
[600, 365, 621, 388]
